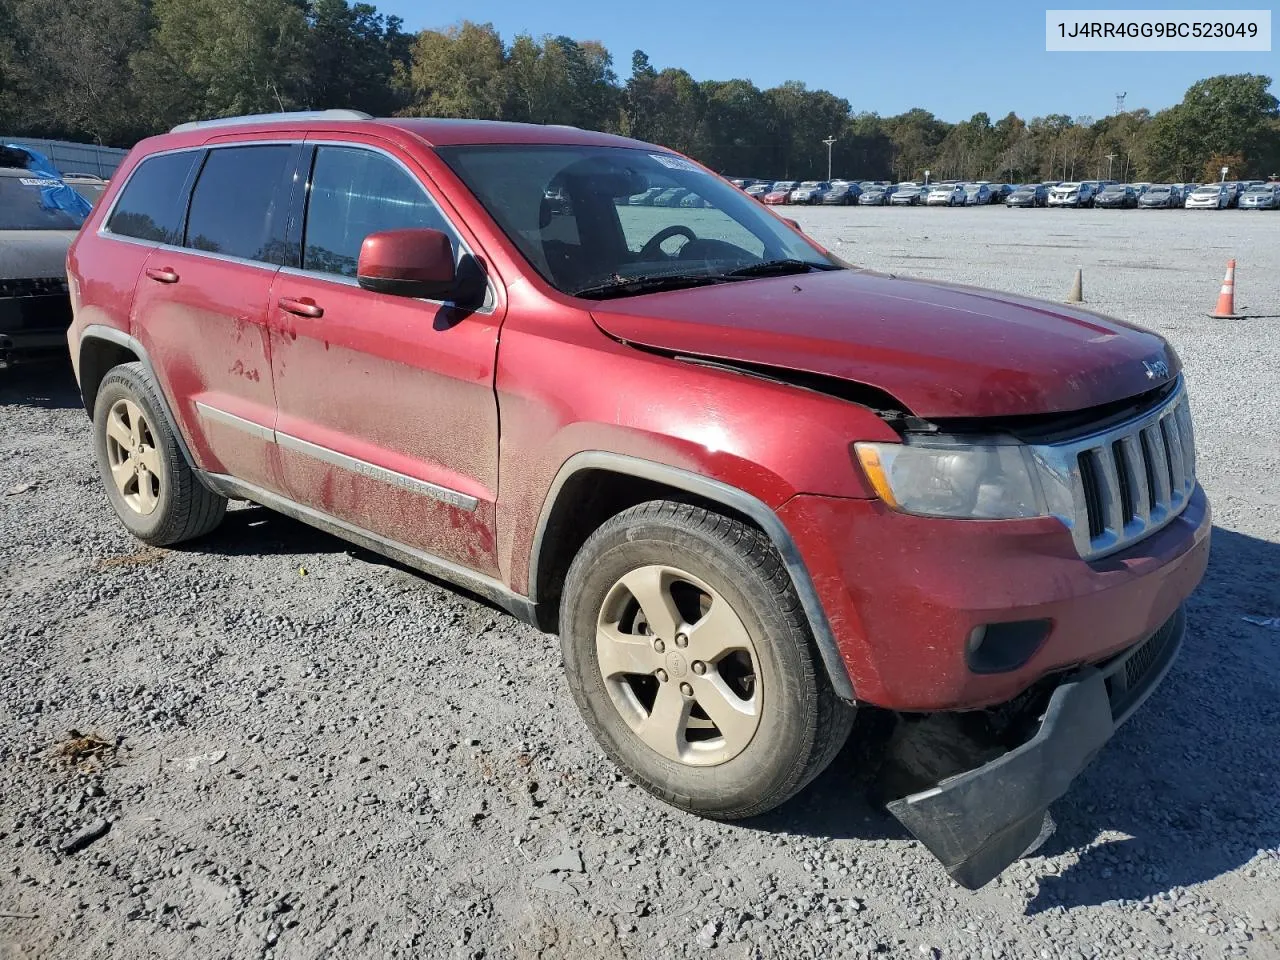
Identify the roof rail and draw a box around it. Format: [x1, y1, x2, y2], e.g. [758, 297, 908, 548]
[170, 109, 373, 134]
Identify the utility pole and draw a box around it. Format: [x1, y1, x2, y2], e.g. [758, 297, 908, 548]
[822, 136, 837, 181]
[1105, 152, 1117, 179]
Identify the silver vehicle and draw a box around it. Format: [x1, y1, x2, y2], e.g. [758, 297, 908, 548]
[889, 182, 926, 206]
[858, 183, 892, 205]
[789, 181, 830, 205]
[1239, 183, 1280, 209]
[0, 166, 84, 365]
[963, 183, 992, 206]
[1137, 185, 1179, 209]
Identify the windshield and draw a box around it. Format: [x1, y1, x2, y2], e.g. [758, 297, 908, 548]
[1102, 186, 1125, 193]
[0, 176, 86, 230]
[1147, 186, 1170, 193]
[70, 181, 107, 204]
[1245, 185, 1271, 193]
[436, 144, 837, 297]
[1058, 183, 1080, 190]
[1194, 186, 1220, 194]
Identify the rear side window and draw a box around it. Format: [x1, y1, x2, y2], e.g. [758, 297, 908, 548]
[303, 146, 459, 278]
[107, 152, 199, 244]
[185, 145, 298, 265]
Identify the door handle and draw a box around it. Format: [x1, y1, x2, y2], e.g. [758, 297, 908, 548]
[145, 266, 180, 284]
[278, 296, 324, 319]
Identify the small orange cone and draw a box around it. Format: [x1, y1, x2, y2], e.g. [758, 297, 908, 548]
[1209, 259, 1243, 318]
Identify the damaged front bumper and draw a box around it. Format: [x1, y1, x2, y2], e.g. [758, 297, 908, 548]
[887, 606, 1185, 889]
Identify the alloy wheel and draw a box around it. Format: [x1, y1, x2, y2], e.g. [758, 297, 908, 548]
[104, 398, 162, 515]
[595, 564, 762, 766]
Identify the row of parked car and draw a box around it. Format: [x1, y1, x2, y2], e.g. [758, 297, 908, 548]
[713, 177, 1280, 210]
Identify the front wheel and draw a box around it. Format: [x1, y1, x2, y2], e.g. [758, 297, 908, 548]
[560, 501, 854, 819]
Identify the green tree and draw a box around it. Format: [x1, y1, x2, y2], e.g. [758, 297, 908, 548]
[396, 21, 508, 119]
[1145, 74, 1278, 179]
[132, 0, 310, 129]
[304, 0, 410, 115]
[7, 0, 150, 145]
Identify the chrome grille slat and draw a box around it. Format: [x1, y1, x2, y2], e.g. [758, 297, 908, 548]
[1093, 444, 1125, 534]
[1163, 414, 1186, 501]
[1031, 380, 1195, 561]
[1118, 434, 1150, 525]
[1142, 423, 1172, 511]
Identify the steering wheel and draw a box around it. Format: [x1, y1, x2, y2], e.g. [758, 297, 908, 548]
[639, 225, 698, 260]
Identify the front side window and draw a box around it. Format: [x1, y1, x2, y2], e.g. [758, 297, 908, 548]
[185, 145, 298, 265]
[106, 152, 200, 243]
[436, 144, 837, 298]
[303, 146, 460, 278]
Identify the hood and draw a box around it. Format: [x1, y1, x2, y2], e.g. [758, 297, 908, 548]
[0, 230, 76, 281]
[590, 269, 1176, 419]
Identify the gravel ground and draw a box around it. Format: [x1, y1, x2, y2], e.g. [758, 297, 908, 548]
[2, 208, 1279, 960]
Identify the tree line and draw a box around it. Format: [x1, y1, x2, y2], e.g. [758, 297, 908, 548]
[2, 1, 1278, 183]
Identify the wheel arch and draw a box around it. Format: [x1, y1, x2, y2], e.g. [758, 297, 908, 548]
[528, 451, 855, 702]
[78, 325, 196, 469]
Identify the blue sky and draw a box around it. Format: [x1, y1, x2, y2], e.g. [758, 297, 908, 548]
[379, 0, 1275, 122]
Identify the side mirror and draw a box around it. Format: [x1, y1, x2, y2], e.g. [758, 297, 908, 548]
[783, 217, 801, 231]
[357, 228, 455, 300]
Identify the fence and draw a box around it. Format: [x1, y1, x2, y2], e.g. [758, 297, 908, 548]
[0, 137, 130, 178]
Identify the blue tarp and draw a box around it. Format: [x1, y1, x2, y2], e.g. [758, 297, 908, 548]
[4, 143, 93, 225]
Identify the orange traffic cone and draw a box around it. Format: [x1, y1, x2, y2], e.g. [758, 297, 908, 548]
[1209, 259, 1243, 318]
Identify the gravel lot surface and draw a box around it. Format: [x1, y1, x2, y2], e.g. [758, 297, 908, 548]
[2, 207, 1279, 960]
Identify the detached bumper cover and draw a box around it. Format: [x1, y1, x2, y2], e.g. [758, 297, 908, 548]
[0, 285, 72, 360]
[888, 606, 1184, 889]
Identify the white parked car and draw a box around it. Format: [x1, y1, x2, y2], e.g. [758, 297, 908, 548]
[925, 183, 966, 206]
[1047, 182, 1096, 207]
[1184, 184, 1230, 209]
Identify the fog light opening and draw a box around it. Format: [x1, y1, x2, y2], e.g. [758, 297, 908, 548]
[966, 620, 1052, 675]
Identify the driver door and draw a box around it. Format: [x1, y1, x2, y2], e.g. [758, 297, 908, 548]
[267, 141, 504, 575]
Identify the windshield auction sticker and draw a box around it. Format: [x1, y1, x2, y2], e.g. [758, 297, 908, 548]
[1046, 9, 1271, 50]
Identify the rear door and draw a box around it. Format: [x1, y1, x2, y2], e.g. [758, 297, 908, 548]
[130, 141, 303, 492]
[266, 140, 503, 575]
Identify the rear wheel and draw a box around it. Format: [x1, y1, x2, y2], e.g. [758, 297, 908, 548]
[92, 362, 226, 545]
[560, 501, 854, 819]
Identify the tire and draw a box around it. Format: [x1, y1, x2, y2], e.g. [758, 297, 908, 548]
[92, 362, 226, 546]
[560, 500, 854, 820]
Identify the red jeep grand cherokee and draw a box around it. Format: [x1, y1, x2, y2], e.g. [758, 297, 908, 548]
[66, 111, 1209, 888]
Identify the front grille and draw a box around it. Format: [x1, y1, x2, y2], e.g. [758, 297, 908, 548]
[1102, 608, 1183, 722]
[0, 277, 69, 299]
[1031, 380, 1196, 560]
[1077, 451, 1106, 539]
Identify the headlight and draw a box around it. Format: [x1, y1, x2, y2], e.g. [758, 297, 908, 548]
[854, 439, 1046, 520]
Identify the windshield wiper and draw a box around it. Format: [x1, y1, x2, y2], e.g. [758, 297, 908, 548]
[724, 259, 830, 278]
[571, 274, 728, 300]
